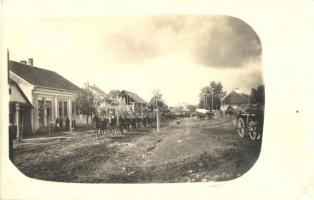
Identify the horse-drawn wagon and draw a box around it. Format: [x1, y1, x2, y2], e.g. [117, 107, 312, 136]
[195, 109, 215, 120]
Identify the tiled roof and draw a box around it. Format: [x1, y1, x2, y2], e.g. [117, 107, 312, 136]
[89, 85, 107, 96]
[224, 91, 249, 104]
[9, 60, 81, 92]
[120, 90, 146, 103]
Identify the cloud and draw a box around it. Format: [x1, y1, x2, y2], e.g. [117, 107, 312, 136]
[7, 15, 263, 106]
[194, 16, 262, 68]
[101, 16, 262, 68]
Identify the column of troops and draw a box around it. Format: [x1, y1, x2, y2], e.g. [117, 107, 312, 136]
[92, 112, 156, 138]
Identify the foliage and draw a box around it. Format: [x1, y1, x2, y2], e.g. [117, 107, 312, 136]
[75, 87, 97, 118]
[148, 91, 168, 112]
[249, 85, 265, 105]
[199, 81, 227, 110]
[187, 104, 197, 112]
[107, 90, 121, 99]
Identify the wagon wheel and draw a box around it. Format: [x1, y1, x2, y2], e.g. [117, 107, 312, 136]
[236, 118, 245, 137]
[248, 120, 258, 140]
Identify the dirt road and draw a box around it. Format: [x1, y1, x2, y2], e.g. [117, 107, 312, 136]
[13, 117, 262, 183]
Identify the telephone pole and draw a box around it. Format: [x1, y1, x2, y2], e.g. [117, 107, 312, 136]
[85, 82, 91, 124]
[153, 90, 160, 133]
[204, 90, 206, 109]
[211, 87, 215, 111]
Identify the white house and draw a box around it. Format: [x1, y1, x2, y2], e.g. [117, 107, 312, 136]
[9, 59, 81, 133]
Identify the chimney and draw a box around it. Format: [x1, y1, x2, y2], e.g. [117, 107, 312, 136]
[20, 60, 27, 64]
[28, 58, 33, 66]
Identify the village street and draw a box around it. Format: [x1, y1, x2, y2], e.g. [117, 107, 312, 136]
[13, 117, 261, 183]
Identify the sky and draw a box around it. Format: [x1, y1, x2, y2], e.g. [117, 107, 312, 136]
[5, 15, 263, 107]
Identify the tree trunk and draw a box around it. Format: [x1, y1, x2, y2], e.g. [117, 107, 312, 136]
[156, 109, 160, 133]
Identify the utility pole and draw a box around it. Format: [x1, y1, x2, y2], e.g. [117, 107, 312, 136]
[211, 87, 215, 111]
[153, 90, 160, 133]
[86, 82, 91, 124]
[204, 90, 207, 109]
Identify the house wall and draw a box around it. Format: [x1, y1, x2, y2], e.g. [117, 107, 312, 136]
[32, 87, 78, 132]
[222, 103, 248, 112]
[9, 84, 27, 103]
[222, 104, 237, 111]
[10, 71, 34, 104]
[10, 71, 84, 132]
[9, 82, 33, 134]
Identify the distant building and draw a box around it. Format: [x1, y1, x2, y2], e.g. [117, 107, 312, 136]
[169, 106, 189, 114]
[87, 84, 118, 116]
[9, 59, 81, 133]
[169, 106, 190, 117]
[222, 89, 249, 112]
[88, 84, 107, 99]
[119, 90, 147, 114]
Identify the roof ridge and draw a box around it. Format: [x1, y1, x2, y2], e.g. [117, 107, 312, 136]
[9, 60, 81, 92]
[10, 60, 57, 74]
[121, 90, 146, 103]
[89, 85, 107, 95]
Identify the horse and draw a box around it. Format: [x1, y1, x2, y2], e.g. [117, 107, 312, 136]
[93, 115, 104, 139]
[131, 116, 137, 129]
[147, 115, 153, 128]
[101, 116, 109, 136]
[143, 116, 148, 127]
[125, 115, 131, 131]
[118, 115, 125, 135]
[110, 116, 117, 135]
[136, 116, 139, 128]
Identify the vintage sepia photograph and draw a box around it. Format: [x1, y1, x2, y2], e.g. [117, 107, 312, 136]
[3, 1, 314, 200]
[6, 15, 264, 183]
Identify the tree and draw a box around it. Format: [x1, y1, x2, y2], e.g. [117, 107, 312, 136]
[148, 91, 168, 112]
[199, 81, 227, 110]
[107, 89, 121, 99]
[149, 90, 167, 133]
[250, 85, 265, 105]
[249, 88, 258, 104]
[187, 104, 197, 112]
[75, 84, 96, 124]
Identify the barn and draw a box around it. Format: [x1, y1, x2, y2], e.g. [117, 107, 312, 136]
[222, 89, 249, 114]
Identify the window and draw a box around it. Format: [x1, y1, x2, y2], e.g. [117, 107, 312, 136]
[46, 101, 52, 123]
[59, 101, 63, 117]
[38, 100, 44, 126]
[72, 101, 78, 116]
[64, 102, 67, 118]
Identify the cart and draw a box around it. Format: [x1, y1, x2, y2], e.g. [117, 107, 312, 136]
[235, 106, 264, 141]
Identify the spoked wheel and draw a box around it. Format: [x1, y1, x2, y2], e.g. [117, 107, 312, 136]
[248, 120, 258, 140]
[236, 118, 245, 137]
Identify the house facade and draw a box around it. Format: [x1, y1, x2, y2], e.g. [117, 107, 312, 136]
[9, 59, 81, 133]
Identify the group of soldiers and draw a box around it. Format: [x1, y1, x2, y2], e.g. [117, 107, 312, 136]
[92, 113, 156, 138]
